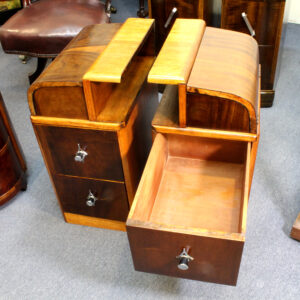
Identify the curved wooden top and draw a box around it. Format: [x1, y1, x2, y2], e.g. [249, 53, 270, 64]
[148, 19, 206, 85]
[187, 27, 259, 128]
[83, 18, 154, 83]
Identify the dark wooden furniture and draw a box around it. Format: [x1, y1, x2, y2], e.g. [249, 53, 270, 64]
[147, 0, 211, 51]
[0, 0, 112, 84]
[221, 0, 285, 107]
[0, 92, 26, 205]
[146, 0, 285, 107]
[127, 19, 260, 285]
[28, 19, 158, 231]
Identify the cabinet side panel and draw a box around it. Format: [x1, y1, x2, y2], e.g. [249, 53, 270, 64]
[118, 82, 159, 205]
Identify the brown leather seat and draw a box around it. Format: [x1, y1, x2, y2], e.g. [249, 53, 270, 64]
[0, 0, 109, 57]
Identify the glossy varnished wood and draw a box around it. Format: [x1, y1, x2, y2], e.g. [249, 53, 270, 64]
[117, 82, 159, 205]
[148, 0, 211, 51]
[64, 212, 126, 231]
[54, 175, 128, 222]
[83, 18, 154, 83]
[152, 85, 258, 142]
[28, 23, 122, 118]
[187, 27, 259, 132]
[221, 0, 285, 106]
[29, 21, 158, 230]
[34, 125, 124, 182]
[148, 18, 205, 85]
[127, 134, 251, 285]
[0, 93, 26, 205]
[186, 93, 250, 132]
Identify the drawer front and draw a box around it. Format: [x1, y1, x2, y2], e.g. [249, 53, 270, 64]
[221, 0, 284, 45]
[54, 175, 129, 222]
[35, 125, 124, 181]
[0, 138, 22, 195]
[127, 226, 244, 285]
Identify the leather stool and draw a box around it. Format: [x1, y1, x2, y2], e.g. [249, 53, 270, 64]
[0, 0, 111, 83]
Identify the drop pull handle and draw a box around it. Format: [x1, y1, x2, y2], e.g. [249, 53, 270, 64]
[241, 12, 255, 37]
[86, 190, 98, 207]
[165, 7, 178, 29]
[74, 144, 88, 163]
[176, 248, 194, 270]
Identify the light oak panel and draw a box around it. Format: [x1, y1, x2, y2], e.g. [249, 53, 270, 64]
[83, 18, 154, 83]
[148, 18, 206, 84]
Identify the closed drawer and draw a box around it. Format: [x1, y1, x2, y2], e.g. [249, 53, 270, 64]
[35, 125, 124, 181]
[127, 133, 251, 285]
[54, 175, 129, 222]
[221, 0, 284, 45]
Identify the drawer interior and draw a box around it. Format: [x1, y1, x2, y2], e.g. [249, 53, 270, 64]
[130, 133, 250, 237]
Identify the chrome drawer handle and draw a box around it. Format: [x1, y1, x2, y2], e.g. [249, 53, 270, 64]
[86, 190, 98, 207]
[164, 7, 178, 29]
[74, 144, 88, 163]
[176, 248, 194, 270]
[241, 12, 255, 37]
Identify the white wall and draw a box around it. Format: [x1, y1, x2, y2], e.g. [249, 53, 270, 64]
[284, 0, 300, 24]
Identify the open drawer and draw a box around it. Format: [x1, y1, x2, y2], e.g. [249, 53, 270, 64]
[126, 133, 250, 285]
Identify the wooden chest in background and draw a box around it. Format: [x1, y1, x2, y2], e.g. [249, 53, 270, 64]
[221, 0, 285, 107]
[127, 19, 260, 285]
[28, 19, 158, 231]
[148, 0, 285, 107]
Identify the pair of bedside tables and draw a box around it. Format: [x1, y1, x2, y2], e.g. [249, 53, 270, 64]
[28, 18, 260, 285]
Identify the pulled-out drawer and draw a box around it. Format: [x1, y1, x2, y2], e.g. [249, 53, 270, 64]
[54, 175, 129, 222]
[127, 133, 250, 285]
[34, 125, 124, 181]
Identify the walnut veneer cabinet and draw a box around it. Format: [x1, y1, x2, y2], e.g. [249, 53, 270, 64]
[221, 0, 285, 107]
[147, 0, 285, 107]
[127, 19, 260, 285]
[0, 92, 26, 205]
[28, 19, 158, 231]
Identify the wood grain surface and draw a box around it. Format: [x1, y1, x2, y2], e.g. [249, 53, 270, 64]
[126, 133, 250, 284]
[54, 175, 129, 222]
[152, 85, 258, 142]
[28, 24, 122, 117]
[221, 0, 285, 96]
[34, 125, 124, 182]
[83, 18, 154, 83]
[148, 18, 206, 84]
[187, 26, 259, 131]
